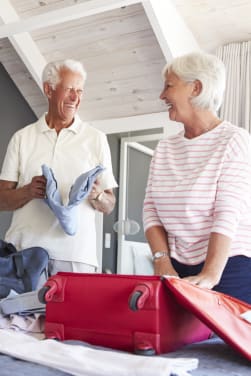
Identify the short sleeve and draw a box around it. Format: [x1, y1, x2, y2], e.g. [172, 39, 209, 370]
[98, 133, 118, 190]
[0, 132, 20, 182]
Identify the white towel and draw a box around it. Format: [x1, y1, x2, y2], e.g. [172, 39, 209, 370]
[0, 329, 198, 376]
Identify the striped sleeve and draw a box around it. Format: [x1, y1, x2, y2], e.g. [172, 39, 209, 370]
[212, 131, 251, 239]
[143, 150, 163, 231]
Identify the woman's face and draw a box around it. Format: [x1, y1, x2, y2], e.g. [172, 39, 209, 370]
[159, 71, 195, 122]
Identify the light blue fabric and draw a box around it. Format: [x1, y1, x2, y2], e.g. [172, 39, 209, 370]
[42, 164, 105, 236]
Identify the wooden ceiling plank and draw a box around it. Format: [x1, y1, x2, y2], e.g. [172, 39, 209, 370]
[0, 0, 46, 89]
[0, 0, 141, 38]
[142, 0, 200, 60]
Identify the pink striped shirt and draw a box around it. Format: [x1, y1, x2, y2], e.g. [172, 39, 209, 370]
[143, 121, 251, 265]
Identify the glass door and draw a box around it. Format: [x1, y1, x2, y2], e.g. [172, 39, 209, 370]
[116, 134, 162, 274]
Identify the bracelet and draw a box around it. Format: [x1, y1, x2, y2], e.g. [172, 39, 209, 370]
[152, 251, 168, 262]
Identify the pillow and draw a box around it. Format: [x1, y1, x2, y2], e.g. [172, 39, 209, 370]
[132, 242, 154, 275]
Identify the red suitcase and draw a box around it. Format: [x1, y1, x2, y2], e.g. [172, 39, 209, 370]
[40, 272, 211, 355]
[165, 276, 251, 360]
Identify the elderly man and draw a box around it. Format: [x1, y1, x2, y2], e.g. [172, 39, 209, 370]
[0, 59, 117, 275]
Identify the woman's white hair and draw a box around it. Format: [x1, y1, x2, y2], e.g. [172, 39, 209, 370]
[42, 59, 87, 88]
[162, 51, 226, 112]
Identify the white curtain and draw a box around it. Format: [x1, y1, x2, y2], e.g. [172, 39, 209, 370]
[216, 41, 251, 132]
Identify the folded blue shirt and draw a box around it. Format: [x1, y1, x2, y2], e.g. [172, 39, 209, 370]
[42, 164, 105, 235]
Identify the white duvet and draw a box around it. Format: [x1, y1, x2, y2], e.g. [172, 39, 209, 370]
[0, 329, 198, 376]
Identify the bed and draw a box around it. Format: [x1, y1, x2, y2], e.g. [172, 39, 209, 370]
[0, 332, 250, 376]
[0, 243, 250, 376]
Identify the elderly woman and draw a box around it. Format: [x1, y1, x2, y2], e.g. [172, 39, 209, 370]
[143, 51, 251, 303]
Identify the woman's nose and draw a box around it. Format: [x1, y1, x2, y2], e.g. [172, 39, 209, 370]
[159, 90, 165, 100]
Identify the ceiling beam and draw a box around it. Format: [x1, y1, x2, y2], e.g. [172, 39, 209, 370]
[142, 0, 200, 60]
[0, 0, 140, 38]
[0, 0, 46, 89]
[90, 112, 183, 134]
[10, 34, 46, 89]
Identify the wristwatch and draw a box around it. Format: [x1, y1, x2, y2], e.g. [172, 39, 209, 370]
[152, 251, 168, 261]
[94, 191, 104, 202]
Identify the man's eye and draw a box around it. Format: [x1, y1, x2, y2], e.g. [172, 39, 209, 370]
[63, 87, 84, 96]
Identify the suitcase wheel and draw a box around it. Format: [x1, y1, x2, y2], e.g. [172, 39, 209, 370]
[38, 286, 50, 304]
[129, 284, 151, 311]
[134, 343, 156, 356]
[129, 291, 142, 311]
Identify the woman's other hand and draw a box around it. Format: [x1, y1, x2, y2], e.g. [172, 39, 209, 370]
[183, 232, 232, 289]
[182, 272, 220, 289]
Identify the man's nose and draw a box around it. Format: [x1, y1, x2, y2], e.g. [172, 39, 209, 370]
[69, 89, 78, 100]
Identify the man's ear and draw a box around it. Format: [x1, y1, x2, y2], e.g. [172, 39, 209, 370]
[191, 79, 202, 97]
[43, 82, 53, 99]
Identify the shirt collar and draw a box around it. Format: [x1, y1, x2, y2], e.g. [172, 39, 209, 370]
[38, 113, 84, 134]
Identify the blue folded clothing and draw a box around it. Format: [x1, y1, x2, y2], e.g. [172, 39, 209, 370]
[42, 164, 105, 235]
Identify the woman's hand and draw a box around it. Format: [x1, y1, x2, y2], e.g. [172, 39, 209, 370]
[144, 226, 177, 276]
[182, 271, 220, 289]
[154, 257, 179, 277]
[183, 232, 232, 289]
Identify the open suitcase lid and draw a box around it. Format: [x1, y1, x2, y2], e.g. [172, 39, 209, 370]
[164, 276, 251, 361]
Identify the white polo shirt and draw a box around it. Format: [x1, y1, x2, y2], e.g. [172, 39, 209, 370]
[0, 114, 117, 266]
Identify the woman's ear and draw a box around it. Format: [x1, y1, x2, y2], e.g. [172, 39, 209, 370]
[43, 82, 53, 99]
[191, 79, 202, 97]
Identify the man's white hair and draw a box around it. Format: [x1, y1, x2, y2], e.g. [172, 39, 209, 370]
[162, 51, 226, 112]
[42, 59, 87, 88]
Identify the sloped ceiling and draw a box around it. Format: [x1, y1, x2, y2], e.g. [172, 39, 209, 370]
[0, 0, 251, 132]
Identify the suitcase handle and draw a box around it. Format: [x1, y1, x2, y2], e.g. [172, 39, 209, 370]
[38, 276, 64, 303]
[38, 286, 51, 304]
[129, 283, 152, 311]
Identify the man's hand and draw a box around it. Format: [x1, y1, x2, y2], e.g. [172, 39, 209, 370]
[88, 178, 115, 214]
[26, 175, 47, 199]
[88, 178, 102, 201]
[0, 174, 47, 211]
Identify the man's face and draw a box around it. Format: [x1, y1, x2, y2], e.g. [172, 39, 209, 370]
[49, 68, 84, 124]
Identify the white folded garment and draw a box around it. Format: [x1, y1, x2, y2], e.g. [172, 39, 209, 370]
[0, 329, 198, 376]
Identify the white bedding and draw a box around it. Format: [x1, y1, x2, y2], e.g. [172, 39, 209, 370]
[0, 329, 198, 376]
[120, 241, 154, 275]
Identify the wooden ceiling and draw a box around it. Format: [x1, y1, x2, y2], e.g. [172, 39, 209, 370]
[1, 0, 251, 133]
